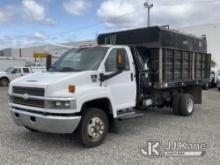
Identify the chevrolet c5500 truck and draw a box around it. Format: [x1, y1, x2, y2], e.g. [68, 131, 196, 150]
[8, 27, 211, 147]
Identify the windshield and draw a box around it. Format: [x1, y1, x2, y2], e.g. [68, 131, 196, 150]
[5, 67, 14, 73]
[50, 47, 109, 72]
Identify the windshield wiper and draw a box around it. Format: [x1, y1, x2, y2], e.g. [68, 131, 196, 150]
[47, 66, 57, 72]
[58, 67, 82, 72]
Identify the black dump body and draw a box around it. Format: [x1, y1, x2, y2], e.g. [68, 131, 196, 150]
[98, 26, 211, 89]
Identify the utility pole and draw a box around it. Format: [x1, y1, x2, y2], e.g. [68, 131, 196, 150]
[144, 2, 153, 27]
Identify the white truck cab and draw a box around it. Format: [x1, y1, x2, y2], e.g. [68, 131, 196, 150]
[9, 45, 137, 147]
[0, 67, 32, 86]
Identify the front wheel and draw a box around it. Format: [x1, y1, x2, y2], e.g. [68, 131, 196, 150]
[77, 108, 109, 148]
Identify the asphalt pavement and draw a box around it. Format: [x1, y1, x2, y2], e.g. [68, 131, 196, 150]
[0, 87, 219, 165]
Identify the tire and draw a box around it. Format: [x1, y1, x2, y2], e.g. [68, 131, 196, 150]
[203, 83, 209, 90]
[77, 108, 109, 148]
[179, 94, 194, 116]
[172, 94, 182, 115]
[0, 78, 9, 87]
[218, 88, 220, 91]
[211, 78, 215, 88]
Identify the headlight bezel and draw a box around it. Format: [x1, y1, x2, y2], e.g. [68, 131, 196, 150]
[45, 100, 76, 109]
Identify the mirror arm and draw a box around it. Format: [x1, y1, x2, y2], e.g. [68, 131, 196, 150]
[140, 70, 152, 74]
[100, 70, 122, 82]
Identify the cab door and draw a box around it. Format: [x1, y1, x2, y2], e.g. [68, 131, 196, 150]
[103, 47, 136, 110]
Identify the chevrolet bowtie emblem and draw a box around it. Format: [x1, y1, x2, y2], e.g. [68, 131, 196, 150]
[22, 93, 29, 100]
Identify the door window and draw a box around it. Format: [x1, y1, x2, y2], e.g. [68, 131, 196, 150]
[12, 68, 21, 74]
[105, 48, 130, 72]
[23, 68, 30, 73]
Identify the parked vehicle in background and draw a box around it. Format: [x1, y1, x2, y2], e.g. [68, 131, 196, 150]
[0, 67, 32, 87]
[210, 67, 219, 87]
[25, 61, 47, 73]
[203, 67, 217, 90]
[8, 26, 211, 147]
[216, 71, 220, 91]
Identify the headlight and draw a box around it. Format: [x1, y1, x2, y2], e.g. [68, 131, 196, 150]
[45, 100, 76, 109]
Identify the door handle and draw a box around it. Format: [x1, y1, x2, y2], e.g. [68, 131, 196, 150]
[131, 73, 134, 81]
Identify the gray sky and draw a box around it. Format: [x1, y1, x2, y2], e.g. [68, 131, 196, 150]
[98, 0, 220, 29]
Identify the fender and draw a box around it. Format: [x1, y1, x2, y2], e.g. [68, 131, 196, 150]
[76, 85, 117, 118]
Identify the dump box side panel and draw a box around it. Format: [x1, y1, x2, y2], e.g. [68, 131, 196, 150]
[159, 48, 211, 88]
[162, 49, 193, 82]
[195, 53, 211, 80]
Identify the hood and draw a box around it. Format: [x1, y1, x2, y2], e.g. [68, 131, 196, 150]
[17, 72, 81, 84]
[9, 71, 100, 97]
[11, 71, 98, 85]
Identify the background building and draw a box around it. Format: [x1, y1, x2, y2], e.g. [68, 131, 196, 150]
[11, 40, 96, 59]
[0, 48, 12, 57]
[0, 40, 96, 71]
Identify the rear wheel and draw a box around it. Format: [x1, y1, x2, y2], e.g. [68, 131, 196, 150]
[203, 83, 209, 90]
[0, 78, 9, 87]
[77, 108, 109, 148]
[172, 94, 182, 115]
[218, 88, 220, 91]
[179, 94, 194, 116]
[211, 78, 215, 87]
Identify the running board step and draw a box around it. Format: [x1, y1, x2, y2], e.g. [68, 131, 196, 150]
[117, 111, 144, 120]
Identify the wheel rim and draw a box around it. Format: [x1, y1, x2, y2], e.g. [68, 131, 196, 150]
[87, 117, 105, 141]
[186, 98, 193, 113]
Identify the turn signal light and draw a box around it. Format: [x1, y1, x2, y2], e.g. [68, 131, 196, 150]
[69, 85, 76, 93]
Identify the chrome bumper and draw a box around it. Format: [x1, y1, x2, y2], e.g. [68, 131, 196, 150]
[10, 107, 81, 134]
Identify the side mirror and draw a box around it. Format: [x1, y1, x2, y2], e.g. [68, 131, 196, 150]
[116, 50, 126, 71]
[46, 54, 52, 71]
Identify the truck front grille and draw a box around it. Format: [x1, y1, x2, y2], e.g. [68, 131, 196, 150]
[13, 86, 45, 97]
[12, 97, 44, 108]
